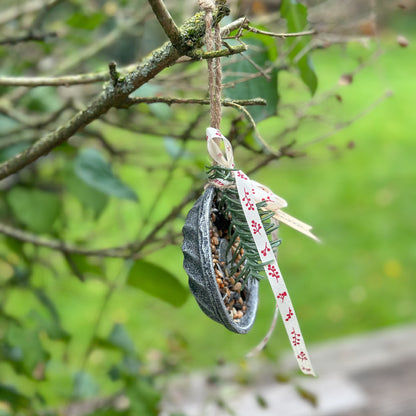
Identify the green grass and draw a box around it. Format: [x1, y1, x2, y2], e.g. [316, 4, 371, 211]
[3, 28, 415, 403]
[77, 36, 416, 366]
[77, 33, 416, 370]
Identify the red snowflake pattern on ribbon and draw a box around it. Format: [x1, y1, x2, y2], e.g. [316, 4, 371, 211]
[285, 307, 294, 322]
[242, 189, 255, 211]
[206, 127, 316, 377]
[291, 328, 301, 346]
[277, 291, 287, 302]
[236, 171, 249, 181]
[297, 352, 308, 362]
[251, 220, 262, 235]
[267, 264, 280, 280]
[261, 242, 271, 257]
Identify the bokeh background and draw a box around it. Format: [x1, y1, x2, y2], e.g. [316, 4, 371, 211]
[0, 0, 415, 415]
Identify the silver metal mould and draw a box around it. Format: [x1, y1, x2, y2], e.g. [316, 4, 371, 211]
[182, 186, 258, 334]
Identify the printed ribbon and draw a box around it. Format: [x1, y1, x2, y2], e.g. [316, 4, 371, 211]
[207, 127, 317, 376]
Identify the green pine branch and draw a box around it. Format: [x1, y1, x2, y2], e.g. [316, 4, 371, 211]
[207, 165, 280, 287]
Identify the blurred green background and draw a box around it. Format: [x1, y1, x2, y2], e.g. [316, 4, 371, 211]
[0, 1, 415, 414]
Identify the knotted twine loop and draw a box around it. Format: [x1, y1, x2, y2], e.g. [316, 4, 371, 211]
[200, 0, 223, 131]
[206, 127, 318, 376]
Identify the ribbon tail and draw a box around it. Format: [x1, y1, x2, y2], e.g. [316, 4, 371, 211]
[274, 210, 320, 242]
[234, 172, 316, 376]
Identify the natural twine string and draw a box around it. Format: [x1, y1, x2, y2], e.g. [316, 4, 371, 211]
[199, 0, 223, 130]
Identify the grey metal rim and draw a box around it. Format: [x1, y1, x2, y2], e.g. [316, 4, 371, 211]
[182, 186, 258, 334]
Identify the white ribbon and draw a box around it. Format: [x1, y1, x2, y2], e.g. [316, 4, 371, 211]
[206, 127, 316, 376]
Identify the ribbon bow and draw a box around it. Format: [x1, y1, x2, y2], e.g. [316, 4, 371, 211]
[207, 127, 317, 376]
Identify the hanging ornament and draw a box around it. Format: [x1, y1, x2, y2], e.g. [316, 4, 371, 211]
[183, 128, 318, 375]
[182, 0, 318, 376]
[182, 185, 260, 334]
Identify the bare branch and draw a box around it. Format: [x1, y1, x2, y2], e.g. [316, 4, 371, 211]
[121, 96, 266, 108]
[245, 25, 316, 39]
[0, 18, 247, 88]
[0, 72, 110, 87]
[148, 0, 181, 47]
[0, 44, 246, 88]
[0, 222, 132, 258]
[0, 31, 57, 45]
[0, 7, 230, 180]
[220, 17, 247, 37]
[226, 101, 277, 155]
[190, 43, 247, 58]
[300, 90, 393, 149]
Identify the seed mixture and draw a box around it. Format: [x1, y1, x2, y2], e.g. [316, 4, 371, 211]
[209, 196, 249, 322]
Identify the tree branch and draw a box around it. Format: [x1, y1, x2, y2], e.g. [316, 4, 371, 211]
[0, 7, 230, 181]
[186, 43, 247, 59]
[0, 185, 202, 260]
[0, 72, 110, 87]
[0, 31, 57, 45]
[0, 222, 131, 257]
[148, 0, 181, 48]
[245, 25, 316, 39]
[120, 96, 266, 108]
[0, 18, 245, 88]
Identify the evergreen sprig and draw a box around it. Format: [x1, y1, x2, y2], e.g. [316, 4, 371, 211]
[207, 166, 281, 287]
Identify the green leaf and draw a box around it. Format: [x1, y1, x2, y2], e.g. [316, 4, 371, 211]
[125, 377, 161, 416]
[108, 323, 136, 354]
[72, 371, 99, 400]
[0, 143, 31, 163]
[149, 103, 172, 120]
[65, 171, 108, 218]
[0, 384, 30, 412]
[74, 148, 138, 202]
[224, 37, 279, 122]
[164, 137, 191, 160]
[93, 324, 136, 357]
[20, 87, 63, 113]
[6, 187, 61, 233]
[30, 288, 71, 342]
[3, 325, 49, 378]
[67, 12, 106, 30]
[64, 253, 103, 277]
[28, 310, 70, 342]
[297, 55, 318, 95]
[281, 0, 317, 95]
[110, 355, 141, 380]
[126, 260, 188, 307]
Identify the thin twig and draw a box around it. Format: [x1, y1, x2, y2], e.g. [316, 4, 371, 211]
[300, 90, 393, 149]
[226, 101, 277, 155]
[239, 45, 271, 80]
[0, 46, 246, 88]
[0, 7, 230, 180]
[0, 18, 247, 88]
[0, 31, 58, 45]
[245, 26, 316, 39]
[131, 187, 203, 258]
[121, 96, 266, 108]
[0, 222, 131, 257]
[184, 44, 247, 60]
[0, 220, 186, 259]
[220, 17, 247, 37]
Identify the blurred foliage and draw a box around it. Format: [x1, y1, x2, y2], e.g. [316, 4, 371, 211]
[0, 0, 414, 415]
